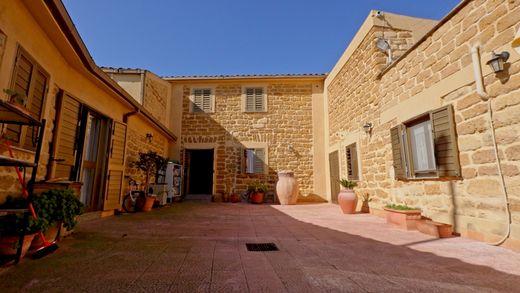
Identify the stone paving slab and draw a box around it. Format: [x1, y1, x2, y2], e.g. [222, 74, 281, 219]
[1, 201, 520, 292]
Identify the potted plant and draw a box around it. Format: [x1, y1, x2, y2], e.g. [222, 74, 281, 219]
[247, 181, 269, 204]
[132, 151, 167, 212]
[360, 193, 372, 213]
[3, 88, 29, 115]
[0, 197, 41, 257]
[30, 189, 84, 248]
[337, 179, 358, 214]
[384, 203, 422, 230]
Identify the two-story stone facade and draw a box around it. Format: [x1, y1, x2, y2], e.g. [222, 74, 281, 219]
[166, 75, 327, 200]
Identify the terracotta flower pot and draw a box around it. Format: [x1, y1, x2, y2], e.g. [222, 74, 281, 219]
[276, 171, 299, 205]
[141, 196, 156, 212]
[230, 194, 240, 203]
[338, 189, 357, 214]
[0, 234, 36, 257]
[250, 192, 264, 204]
[30, 223, 61, 250]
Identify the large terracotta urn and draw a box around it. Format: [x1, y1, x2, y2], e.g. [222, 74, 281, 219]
[338, 189, 357, 214]
[276, 171, 299, 205]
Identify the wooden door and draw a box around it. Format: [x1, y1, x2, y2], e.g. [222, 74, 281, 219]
[329, 151, 340, 203]
[103, 121, 127, 211]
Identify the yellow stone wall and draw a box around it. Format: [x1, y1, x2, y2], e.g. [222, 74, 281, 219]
[143, 71, 170, 126]
[175, 80, 320, 197]
[327, 0, 520, 249]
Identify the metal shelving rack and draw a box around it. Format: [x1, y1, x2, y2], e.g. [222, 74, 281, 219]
[0, 99, 46, 264]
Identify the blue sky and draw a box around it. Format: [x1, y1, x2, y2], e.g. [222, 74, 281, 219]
[62, 0, 461, 77]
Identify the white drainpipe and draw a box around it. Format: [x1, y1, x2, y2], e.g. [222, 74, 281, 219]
[471, 45, 511, 246]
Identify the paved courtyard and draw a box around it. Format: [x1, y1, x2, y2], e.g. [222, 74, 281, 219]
[1, 201, 520, 292]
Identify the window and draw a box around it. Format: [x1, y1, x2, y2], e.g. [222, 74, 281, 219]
[191, 88, 213, 113]
[4, 47, 49, 150]
[244, 148, 265, 174]
[390, 105, 460, 179]
[244, 87, 266, 112]
[345, 143, 359, 180]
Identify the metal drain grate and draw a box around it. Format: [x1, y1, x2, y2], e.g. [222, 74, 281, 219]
[246, 243, 279, 252]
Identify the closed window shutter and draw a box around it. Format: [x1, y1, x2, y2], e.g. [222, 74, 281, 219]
[50, 91, 81, 180]
[431, 105, 460, 177]
[245, 88, 255, 111]
[254, 148, 265, 173]
[202, 89, 212, 112]
[245, 88, 264, 112]
[254, 88, 264, 111]
[346, 143, 359, 180]
[193, 89, 203, 112]
[192, 89, 212, 112]
[390, 125, 406, 180]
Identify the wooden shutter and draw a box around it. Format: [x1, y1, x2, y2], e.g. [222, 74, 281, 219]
[48, 91, 81, 180]
[329, 151, 340, 203]
[254, 148, 265, 174]
[390, 125, 406, 180]
[4, 51, 35, 144]
[245, 88, 255, 111]
[244, 88, 265, 112]
[22, 67, 49, 150]
[202, 89, 211, 112]
[254, 88, 264, 111]
[193, 89, 212, 112]
[431, 105, 460, 177]
[193, 89, 203, 112]
[103, 121, 127, 211]
[346, 143, 359, 180]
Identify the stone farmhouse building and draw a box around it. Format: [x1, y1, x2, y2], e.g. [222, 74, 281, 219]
[1, 0, 519, 251]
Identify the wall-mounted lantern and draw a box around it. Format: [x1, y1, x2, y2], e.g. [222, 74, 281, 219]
[486, 51, 509, 73]
[363, 122, 373, 135]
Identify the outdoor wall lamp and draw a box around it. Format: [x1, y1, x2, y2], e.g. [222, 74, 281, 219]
[486, 51, 509, 73]
[363, 122, 373, 134]
[145, 133, 153, 143]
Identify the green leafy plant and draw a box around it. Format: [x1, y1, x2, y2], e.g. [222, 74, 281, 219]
[338, 179, 357, 190]
[132, 151, 167, 195]
[247, 181, 269, 194]
[3, 88, 27, 107]
[0, 196, 42, 236]
[385, 203, 419, 211]
[32, 189, 85, 231]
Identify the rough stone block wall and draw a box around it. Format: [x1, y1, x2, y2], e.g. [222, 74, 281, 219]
[125, 126, 169, 185]
[143, 72, 169, 126]
[328, 0, 520, 249]
[180, 82, 315, 196]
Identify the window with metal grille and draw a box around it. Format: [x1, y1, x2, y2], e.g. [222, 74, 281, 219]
[191, 88, 213, 113]
[244, 87, 265, 112]
[244, 148, 265, 174]
[345, 143, 359, 181]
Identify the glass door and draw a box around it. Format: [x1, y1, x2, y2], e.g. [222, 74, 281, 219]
[79, 112, 109, 211]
